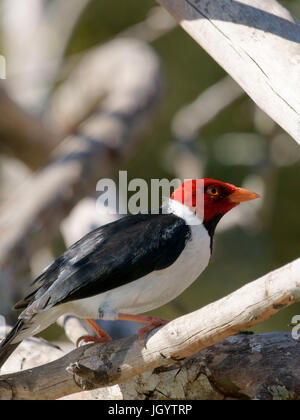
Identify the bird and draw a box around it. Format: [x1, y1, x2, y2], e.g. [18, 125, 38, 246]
[0, 178, 259, 369]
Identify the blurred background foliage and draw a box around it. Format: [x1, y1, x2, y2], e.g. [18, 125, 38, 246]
[0, 0, 299, 341]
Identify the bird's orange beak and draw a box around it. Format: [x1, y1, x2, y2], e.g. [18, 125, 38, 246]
[229, 187, 260, 203]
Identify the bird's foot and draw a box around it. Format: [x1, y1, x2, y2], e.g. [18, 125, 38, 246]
[76, 334, 112, 347]
[137, 317, 169, 344]
[76, 318, 112, 347]
[117, 313, 168, 345]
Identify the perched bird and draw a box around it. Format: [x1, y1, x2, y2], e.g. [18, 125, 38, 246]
[0, 178, 259, 368]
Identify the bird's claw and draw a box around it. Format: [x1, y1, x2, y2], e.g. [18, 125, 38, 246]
[137, 318, 169, 347]
[76, 335, 111, 348]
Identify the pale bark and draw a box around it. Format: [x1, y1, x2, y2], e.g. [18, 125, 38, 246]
[60, 331, 300, 400]
[0, 87, 57, 168]
[172, 76, 243, 142]
[57, 315, 90, 347]
[0, 257, 299, 400]
[119, 6, 177, 42]
[157, 0, 300, 143]
[2, 0, 90, 109]
[46, 39, 162, 134]
[0, 326, 65, 377]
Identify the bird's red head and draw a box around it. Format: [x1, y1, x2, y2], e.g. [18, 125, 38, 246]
[171, 178, 259, 223]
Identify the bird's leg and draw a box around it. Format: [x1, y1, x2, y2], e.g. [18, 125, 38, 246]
[76, 318, 112, 347]
[117, 313, 168, 343]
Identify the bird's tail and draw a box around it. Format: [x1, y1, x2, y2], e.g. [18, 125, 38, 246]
[0, 320, 24, 369]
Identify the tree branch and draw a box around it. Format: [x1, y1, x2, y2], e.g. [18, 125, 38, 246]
[172, 76, 243, 143]
[0, 257, 299, 400]
[2, 0, 90, 109]
[96, 332, 300, 400]
[57, 315, 90, 347]
[118, 6, 177, 43]
[157, 0, 300, 143]
[0, 87, 57, 169]
[0, 326, 65, 376]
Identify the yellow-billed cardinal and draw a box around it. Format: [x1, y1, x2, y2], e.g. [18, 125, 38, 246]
[0, 179, 259, 367]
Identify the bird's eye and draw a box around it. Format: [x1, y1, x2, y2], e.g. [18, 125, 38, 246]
[207, 186, 220, 197]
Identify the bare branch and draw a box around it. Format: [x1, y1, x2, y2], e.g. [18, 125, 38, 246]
[0, 326, 65, 376]
[119, 6, 177, 43]
[88, 332, 300, 400]
[0, 87, 58, 169]
[57, 315, 89, 347]
[0, 258, 299, 400]
[172, 76, 243, 142]
[2, 0, 90, 108]
[46, 39, 162, 134]
[157, 0, 300, 143]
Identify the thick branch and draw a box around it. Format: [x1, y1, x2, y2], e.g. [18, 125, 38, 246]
[157, 0, 300, 143]
[0, 258, 299, 400]
[107, 332, 300, 400]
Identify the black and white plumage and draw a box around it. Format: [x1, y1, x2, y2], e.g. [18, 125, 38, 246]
[0, 179, 259, 368]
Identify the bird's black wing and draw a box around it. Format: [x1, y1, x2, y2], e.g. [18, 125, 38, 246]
[18, 213, 191, 316]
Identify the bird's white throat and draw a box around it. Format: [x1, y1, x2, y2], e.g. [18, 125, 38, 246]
[163, 198, 203, 226]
